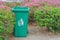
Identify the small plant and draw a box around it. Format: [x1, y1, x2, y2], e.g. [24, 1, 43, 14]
[29, 6, 39, 23]
[34, 6, 60, 32]
[0, 9, 15, 39]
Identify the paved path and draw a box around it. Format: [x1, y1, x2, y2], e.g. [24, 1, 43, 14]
[14, 26, 60, 40]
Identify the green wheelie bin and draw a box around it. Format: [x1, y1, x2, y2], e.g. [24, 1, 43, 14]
[12, 6, 29, 37]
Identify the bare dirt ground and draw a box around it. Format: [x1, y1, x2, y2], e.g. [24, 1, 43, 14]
[9, 23, 60, 40]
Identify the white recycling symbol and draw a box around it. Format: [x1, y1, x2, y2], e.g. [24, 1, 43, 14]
[18, 18, 24, 26]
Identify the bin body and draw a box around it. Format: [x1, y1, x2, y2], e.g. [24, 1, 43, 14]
[12, 6, 29, 37]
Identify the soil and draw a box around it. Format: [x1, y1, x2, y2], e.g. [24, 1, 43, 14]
[9, 23, 60, 40]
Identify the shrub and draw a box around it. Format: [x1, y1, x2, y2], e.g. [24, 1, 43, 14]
[0, 9, 15, 39]
[34, 6, 60, 32]
[29, 6, 40, 23]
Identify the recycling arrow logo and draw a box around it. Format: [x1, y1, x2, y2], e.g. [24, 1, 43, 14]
[18, 18, 24, 26]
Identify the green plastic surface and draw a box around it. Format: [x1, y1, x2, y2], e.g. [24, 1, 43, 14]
[12, 6, 29, 37]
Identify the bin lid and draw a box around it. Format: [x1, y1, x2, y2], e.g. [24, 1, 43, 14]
[12, 6, 29, 12]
